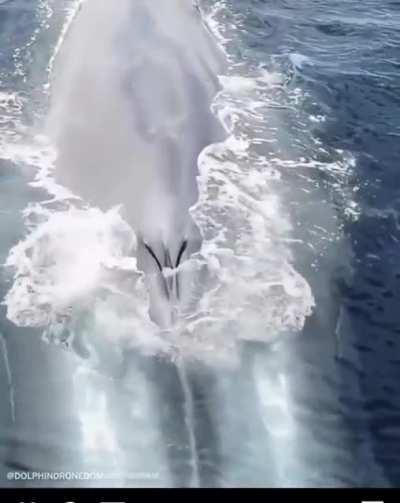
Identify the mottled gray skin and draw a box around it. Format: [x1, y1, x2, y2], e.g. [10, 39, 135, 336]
[49, 0, 226, 326]
[49, 0, 225, 253]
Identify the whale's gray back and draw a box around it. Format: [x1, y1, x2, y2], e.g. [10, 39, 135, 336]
[49, 0, 226, 249]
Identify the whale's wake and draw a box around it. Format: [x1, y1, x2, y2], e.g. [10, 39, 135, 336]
[0, 0, 320, 488]
[0, 0, 381, 489]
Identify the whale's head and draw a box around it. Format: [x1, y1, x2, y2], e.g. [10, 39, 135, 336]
[136, 227, 202, 330]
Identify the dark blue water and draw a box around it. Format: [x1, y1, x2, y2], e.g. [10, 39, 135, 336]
[291, 0, 400, 486]
[0, 0, 399, 488]
[203, 0, 400, 486]
[293, 0, 400, 486]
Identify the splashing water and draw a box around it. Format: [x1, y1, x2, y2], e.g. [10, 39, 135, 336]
[2, 0, 315, 367]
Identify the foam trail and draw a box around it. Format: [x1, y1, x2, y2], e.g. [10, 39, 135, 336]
[253, 355, 298, 486]
[176, 360, 200, 487]
[0, 334, 15, 423]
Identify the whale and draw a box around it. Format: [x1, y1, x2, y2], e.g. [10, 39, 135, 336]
[48, 0, 227, 327]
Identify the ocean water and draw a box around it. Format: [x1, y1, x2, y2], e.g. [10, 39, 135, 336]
[0, 0, 399, 488]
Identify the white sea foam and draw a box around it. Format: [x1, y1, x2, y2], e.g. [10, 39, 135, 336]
[2, 0, 317, 367]
[2, 143, 166, 359]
